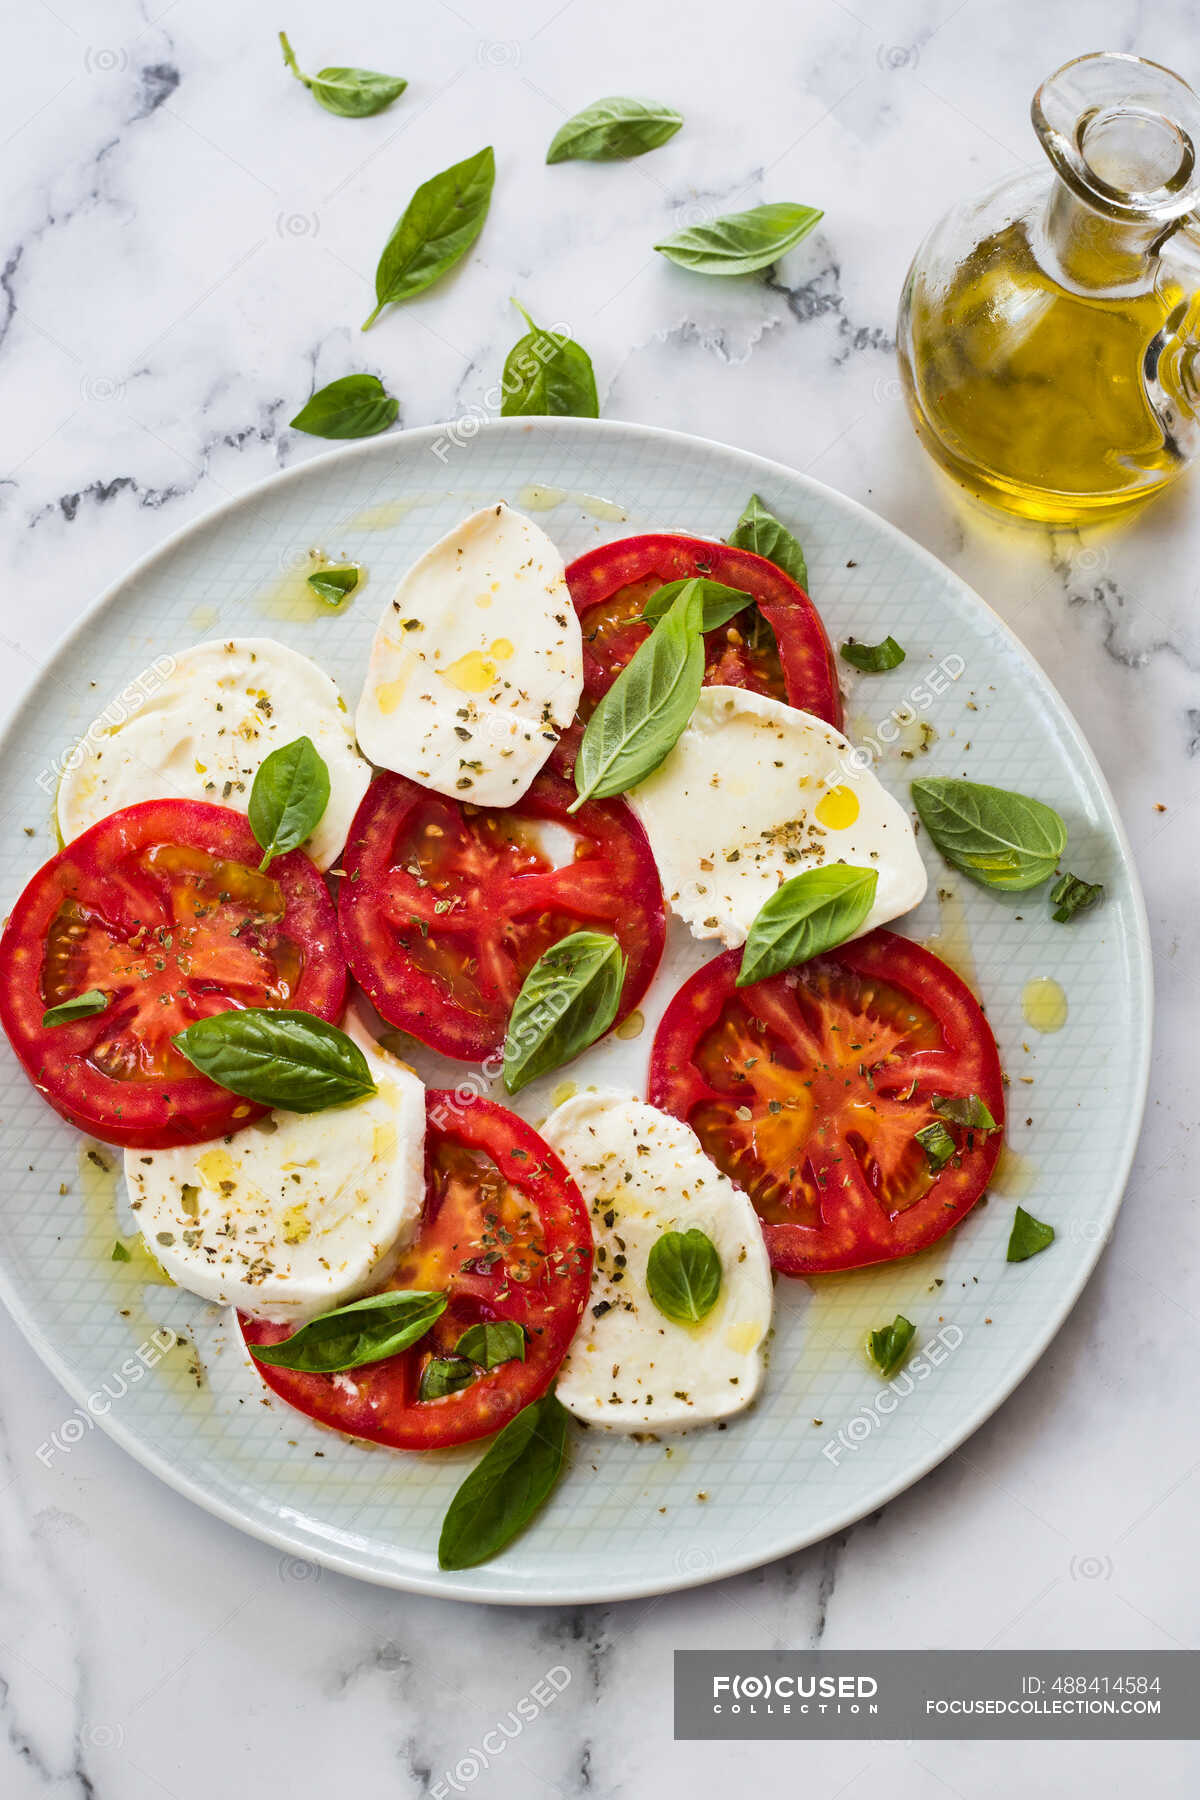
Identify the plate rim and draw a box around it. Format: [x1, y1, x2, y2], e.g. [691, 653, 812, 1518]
[0, 415, 1153, 1605]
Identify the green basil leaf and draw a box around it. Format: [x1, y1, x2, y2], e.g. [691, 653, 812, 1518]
[290, 373, 398, 439]
[111, 1239, 132, 1263]
[727, 493, 809, 588]
[570, 578, 705, 807]
[914, 1119, 957, 1171]
[455, 1320, 527, 1368]
[1050, 871, 1104, 923]
[363, 146, 495, 330]
[500, 301, 598, 418]
[248, 735, 331, 871]
[655, 202, 822, 276]
[438, 1390, 569, 1570]
[306, 565, 359, 607]
[931, 1093, 998, 1132]
[840, 635, 906, 673]
[503, 931, 626, 1093]
[646, 1227, 722, 1324]
[641, 577, 753, 632]
[419, 1355, 477, 1401]
[737, 865, 878, 987]
[42, 989, 109, 1028]
[308, 66, 407, 117]
[868, 1314, 916, 1378]
[911, 778, 1068, 893]
[251, 1289, 446, 1372]
[546, 96, 682, 163]
[1007, 1206, 1055, 1263]
[173, 1009, 376, 1113]
[279, 31, 407, 118]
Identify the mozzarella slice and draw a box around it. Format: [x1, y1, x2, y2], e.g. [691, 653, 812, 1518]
[122, 1024, 426, 1323]
[627, 685, 927, 947]
[541, 1090, 773, 1431]
[57, 638, 371, 870]
[354, 503, 583, 805]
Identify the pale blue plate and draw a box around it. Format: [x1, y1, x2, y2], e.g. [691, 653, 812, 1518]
[0, 419, 1151, 1603]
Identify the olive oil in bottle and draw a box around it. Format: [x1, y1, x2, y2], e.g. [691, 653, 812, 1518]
[898, 53, 1200, 523]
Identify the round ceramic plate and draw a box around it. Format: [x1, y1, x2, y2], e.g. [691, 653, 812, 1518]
[0, 418, 1151, 1604]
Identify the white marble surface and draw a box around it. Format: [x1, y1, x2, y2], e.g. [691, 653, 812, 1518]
[1, 0, 1198, 1793]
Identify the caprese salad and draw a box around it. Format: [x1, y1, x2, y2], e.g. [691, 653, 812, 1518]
[0, 494, 1098, 1569]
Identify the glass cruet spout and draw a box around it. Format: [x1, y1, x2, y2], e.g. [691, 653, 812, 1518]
[896, 51, 1200, 524]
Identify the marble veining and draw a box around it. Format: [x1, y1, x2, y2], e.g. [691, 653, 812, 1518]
[1, 0, 1197, 1795]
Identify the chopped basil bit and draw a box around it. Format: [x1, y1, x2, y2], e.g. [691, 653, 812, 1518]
[1007, 1206, 1055, 1262]
[931, 1093, 998, 1132]
[307, 565, 359, 607]
[1049, 871, 1104, 923]
[42, 989, 109, 1027]
[419, 1356, 477, 1401]
[914, 1119, 957, 1170]
[868, 1314, 916, 1378]
[839, 635, 905, 673]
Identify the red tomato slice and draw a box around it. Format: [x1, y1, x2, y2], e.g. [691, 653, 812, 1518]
[648, 930, 1004, 1274]
[338, 764, 666, 1062]
[0, 799, 346, 1150]
[240, 1094, 592, 1450]
[566, 533, 843, 728]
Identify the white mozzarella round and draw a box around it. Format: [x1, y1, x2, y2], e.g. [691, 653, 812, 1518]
[57, 637, 371, 870]
[541, 1090, 773, 1432]
[626, 685, 927, 947]
[122, 1024, 426, 1324]
[354, 502, 583, 806]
